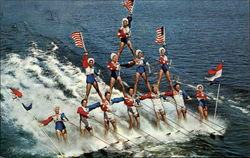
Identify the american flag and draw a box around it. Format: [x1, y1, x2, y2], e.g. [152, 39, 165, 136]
[155, 26, 165, 44]
[70, 32, 85, 48]
[122, 0, 134, 13]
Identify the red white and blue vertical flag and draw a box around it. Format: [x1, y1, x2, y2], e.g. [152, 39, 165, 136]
[205, 62, 224, 84]
[122, 0, 134, 13]
[70, 32, 85, 48]
[155, 26, 165, 44]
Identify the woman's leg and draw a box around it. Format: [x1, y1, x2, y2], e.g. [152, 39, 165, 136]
[56, 130, 62, 143]
[117, 42, 126, 59]
[127, 41, 135, 57]
[165, 71, 174, 90]
[133, 73, 140, 95]
[203, 107, 208, 121]
[117, 77, 126, 96]
[155, 112, 161, 129]
[157, 70, 164, 88]
[104, 121, 109, 136]
[80, 129, 86, 137]
[160, 112, 168, 125]
[109, 77, 116, 96]
[85, 83, 92, 100]
[135, 116, 140, 129]
[198, 106, 204, 122]
[128, 115, 134, 130]
[182, 108, 187, 121]
[111, 120, 117, 133]
[62, 129, 68, 143]
[177, 109, 183, 124]
[141, 73, 152, 92]
[93, 81, 104, 101]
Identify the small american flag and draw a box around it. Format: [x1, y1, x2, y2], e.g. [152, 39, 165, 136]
[70, 32, 85, 48]
[155, 26, 165, 44]
[122, 0, 134, 13]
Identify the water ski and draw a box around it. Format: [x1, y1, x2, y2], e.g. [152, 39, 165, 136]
[210, 132, 224, 140]
[110, 140, 120, 146]
[166, 132, 171, 136]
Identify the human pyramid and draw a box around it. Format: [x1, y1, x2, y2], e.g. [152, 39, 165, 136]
[38, 0, 214, 144]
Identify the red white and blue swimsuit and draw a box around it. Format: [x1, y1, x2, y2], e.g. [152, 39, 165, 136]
[196, 92, 208, 108]
[158, 55, 169, 72]
[107, 61, 121, 80]
[81, 54, 97, 84]
[135, 58, 149, 75]
[41, 113, 68, 131]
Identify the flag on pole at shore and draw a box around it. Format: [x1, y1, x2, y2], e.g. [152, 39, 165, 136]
[122, 0, 134, 13]
[155, 26, 165, 44]
[205, 62, 224, 84]
[70, 32, 85, 48]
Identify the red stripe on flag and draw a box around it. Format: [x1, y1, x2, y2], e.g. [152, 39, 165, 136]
[155, 27, 165, 43]
[70, 32, 85, 48]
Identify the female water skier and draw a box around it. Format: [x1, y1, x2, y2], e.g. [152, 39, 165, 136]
[196, 84, 213, 122]
[164, 83, 192, 124]
[124, 87, 141, 130]
[139, 85, 169, 129]
[82, 51, 104, 101]
[107, 53, 126, 96]
[121, 49, 152, 95]
[39, 107, 68, 143]
[157, 47, 174, 90]
[100, 92, 124, 136]
[77, 99, 102, 136]
[117, 17, 135, 58]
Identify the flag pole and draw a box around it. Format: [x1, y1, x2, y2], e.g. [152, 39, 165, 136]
[131, 0, 135, 14]
[163, 26, 166, 46]
[213, 83, 221, 120]
[80, 32, 87, 52]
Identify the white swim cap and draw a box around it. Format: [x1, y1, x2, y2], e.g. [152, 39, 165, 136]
[122, 18, 128, 24]
[110, 53, 117, 60]
[88, 58, 95, 64]
[136, 49, 142, 56]
[159, 47, 165, 54]
[196, 84, 204, 90]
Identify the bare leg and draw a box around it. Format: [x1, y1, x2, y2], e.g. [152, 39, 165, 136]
[182, 108, 187, 121]
[85, 84, 92, 100]
[133, 73, 140, 95]
[128, 115, 134, 130]
[93, 81, 104, 101]
[161, 112, 168, 125]
[165, 71, 174, 90]
[157, 70, 164, 88]
[177, 109, 183, 124]
[141, 73, 151, 92]
[117, 77, 126, 96]
[155, 112, 161, 129]
[127, 40, 135, 57]
[104, 121, 109, 136]
[80, 129, 86, 137]
[109, 77, 116, 96]
[56, 130, 62, 143]
[117, 42, 126, 59]
[62, 129, 68, 144]
[135, 116, 140, 129]
[111, 120, 117, 133]
[198, 106, 204, 122]
[89, 129, 94, 136]
[203, 107, 208, 121]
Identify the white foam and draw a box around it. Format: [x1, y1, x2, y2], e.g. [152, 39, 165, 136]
[0, 42, 227, 157]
